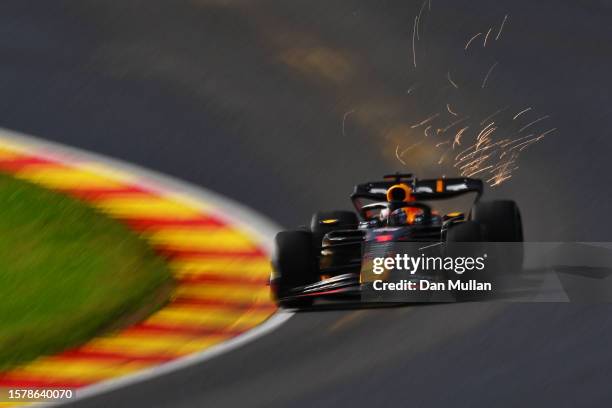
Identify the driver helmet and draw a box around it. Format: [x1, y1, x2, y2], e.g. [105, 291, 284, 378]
[386, 183, 421, 225]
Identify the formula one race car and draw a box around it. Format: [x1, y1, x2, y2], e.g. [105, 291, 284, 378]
[270, 173, 523, 308]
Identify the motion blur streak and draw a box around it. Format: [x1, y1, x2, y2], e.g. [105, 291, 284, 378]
[0, 137, 276, 394]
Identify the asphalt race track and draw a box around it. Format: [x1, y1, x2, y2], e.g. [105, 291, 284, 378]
[2, 1, 612, 406]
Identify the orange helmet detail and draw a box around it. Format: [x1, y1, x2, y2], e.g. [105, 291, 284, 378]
[394, 207, 417, 224]
[387, 184, 421, 225]
[386, 183, 414, 202]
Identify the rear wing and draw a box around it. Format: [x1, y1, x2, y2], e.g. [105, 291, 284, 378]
[350, 177, 483, 214]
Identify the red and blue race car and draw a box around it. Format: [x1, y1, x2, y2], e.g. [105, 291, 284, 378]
[270, 173, 523, 308]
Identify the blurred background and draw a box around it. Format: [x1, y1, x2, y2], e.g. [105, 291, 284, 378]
[0, 0, 609, 241]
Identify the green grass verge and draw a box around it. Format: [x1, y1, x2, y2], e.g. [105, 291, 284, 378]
[0, 173, 172, 370]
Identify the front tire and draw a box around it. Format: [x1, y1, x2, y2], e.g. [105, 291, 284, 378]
[271, 230, 317, 308]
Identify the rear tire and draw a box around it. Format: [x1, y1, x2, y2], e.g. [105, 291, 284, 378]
[272, 230, 317, 308]
[310, 210, 359, 247]
[470, 200, 523, 242]
[446, 221, 487, 301]
[446, 221, 484, 242]
[470, 200, 523, 274]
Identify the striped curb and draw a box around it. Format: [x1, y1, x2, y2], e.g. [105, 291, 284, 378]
[0, 132, 283, 404]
